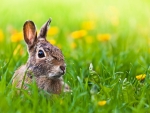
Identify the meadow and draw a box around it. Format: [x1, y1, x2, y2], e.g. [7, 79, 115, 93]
[0, 0, 150, 112]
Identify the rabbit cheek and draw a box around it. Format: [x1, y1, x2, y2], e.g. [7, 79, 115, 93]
[48, 65, 65, 79]
[29, 60, 51, 77]
[32, 65, 46, 77]
[48, 65, 60, 78]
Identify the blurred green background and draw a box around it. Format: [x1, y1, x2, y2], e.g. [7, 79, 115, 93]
[0, 0, 150, 112]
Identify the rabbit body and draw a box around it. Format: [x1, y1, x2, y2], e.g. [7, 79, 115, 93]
[12, 19, 70, 94]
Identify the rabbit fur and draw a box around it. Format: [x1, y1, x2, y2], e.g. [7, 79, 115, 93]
[12, 18, 70, 94]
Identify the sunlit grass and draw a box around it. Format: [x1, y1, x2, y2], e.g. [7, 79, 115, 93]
[0, 0, 150, 113]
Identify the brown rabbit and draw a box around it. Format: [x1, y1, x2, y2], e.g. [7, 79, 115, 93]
[12, 18, 70, 94]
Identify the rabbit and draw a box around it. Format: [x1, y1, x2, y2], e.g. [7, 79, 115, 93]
[12, 18, 70, 94]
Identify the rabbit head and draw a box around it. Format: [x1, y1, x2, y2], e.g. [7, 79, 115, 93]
[23, 18, 66, 79]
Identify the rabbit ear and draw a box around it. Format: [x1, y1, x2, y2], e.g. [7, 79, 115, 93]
[23, 20, 37, 47]
[38, 18, 52, 39]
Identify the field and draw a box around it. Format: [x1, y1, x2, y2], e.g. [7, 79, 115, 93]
[0, 0, 150, 112]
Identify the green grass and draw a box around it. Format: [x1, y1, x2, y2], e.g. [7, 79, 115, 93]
[1, 0, 150, 112]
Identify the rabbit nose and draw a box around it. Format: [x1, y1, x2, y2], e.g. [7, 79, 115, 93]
[60, 66, 66, 72]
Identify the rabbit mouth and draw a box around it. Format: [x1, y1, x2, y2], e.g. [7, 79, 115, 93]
[48, 72, 64, 79]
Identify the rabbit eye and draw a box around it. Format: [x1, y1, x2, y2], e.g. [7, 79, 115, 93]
[38, 50, 45, 58]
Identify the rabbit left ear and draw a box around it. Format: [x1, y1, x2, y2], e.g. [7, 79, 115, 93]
[38, 18, 52, 39]
[23, 20, 37, 47]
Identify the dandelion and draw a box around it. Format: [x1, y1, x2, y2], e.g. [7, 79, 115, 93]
[70, 30, 87, 39]
[48, 26, 59, 36]
[81, 21, 95, 30]
[136, 74, 146, 81]
[70, 42, 76, 49]
[85, 36, 93, 44]
[98, 101, 107, 106]
[48, 39, 56, 45]
[97, 34, 111, 42]
[0, 29, 4, 42]
[11, 32, 23, 42]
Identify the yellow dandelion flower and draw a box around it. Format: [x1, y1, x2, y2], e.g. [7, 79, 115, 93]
[11, 32, 23, 42]
[97, 34, 111, 42]
[70, 42, 76, 49]
[81, 21, 95, 30]
[98, 101, 107, 106]
[85, 36, 93, 44]
[13, 44, 22, 56]
[48, 26, 59, 36]
[0, 29, 4, 42]
[48, 39, 56, 45]
[71, 30, 87, 39]
[19, 48, 24, 55]
[136, 74, 146, 81]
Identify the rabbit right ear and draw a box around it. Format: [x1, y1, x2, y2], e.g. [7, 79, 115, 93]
[23, 21, 37, 47]
[38, 18, 51, 39]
